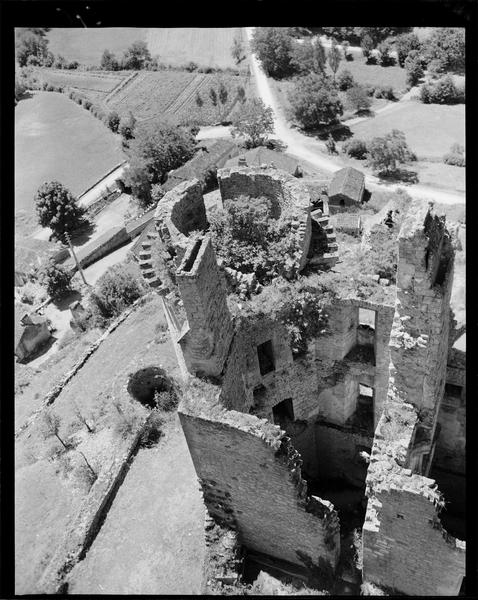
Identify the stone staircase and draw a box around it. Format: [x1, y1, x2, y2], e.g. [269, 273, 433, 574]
[309, 206, 339, 268]
[138, 229, 162, 289]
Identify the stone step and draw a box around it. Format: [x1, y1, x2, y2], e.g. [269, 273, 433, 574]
[326, 232, 336, 241]
[146, 231, 158, 240]
[314, 215, 329, 224]
[327, 242, 339, 251]
[141, 269, 157, 279]
[139, 251, 152, 260]
[139, 261, 153, 271]
[148, 278, 161, 288]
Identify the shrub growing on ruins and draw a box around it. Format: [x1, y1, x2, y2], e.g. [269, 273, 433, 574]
[288, 73, 343, 130]
[210, 195, 305, 287]
[89, 262, 146, 326]
[231, 98, 274, 147]
[35, 180, 88, 243]
[39, 261, 73, 300]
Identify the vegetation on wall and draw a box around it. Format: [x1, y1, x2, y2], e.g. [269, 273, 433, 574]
[209, 195, 305, 286]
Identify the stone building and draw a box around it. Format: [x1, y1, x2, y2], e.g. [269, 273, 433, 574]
[328, 167, 365, 208]
[15, 304, 51, 362]
[141, 165, 465, 595]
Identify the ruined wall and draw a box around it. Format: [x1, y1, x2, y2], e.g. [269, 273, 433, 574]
[154, 179, 207, 264]
[362, 204, 464, 596]
[179, 392, 340, 572]
[390, 204, 454, 434]
[176, 236, 233, 377]
[218, 166, 312, 271]
[362, 401, 465, 596]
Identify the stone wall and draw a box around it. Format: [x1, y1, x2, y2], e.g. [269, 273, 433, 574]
[179, 391, 341, 573]
[72, 226, 129, 270]
[154, 179, 207, 265]
[176, 235, 234, 377]
[362, 203, 464, 596]
[218, 166, 312, 271]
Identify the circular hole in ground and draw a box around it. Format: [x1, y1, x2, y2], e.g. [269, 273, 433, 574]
[127, 366, 177, 409]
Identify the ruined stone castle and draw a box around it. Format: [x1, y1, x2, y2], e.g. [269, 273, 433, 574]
[139, 165, 465, 595]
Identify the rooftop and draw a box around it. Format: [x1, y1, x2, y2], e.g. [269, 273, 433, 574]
[328, 167, 365, 202]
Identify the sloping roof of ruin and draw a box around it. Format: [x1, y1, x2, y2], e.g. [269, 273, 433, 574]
[224, 147, 302, 174]
[163, 139, 240, 192]
[328, 167, 365, 202]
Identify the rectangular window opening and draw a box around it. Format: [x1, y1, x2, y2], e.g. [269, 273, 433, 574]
[182, 238, 202, 272]
[257, 340, 275, 376]
[445, 382, 462, 400]
[272, 398, 294, 427]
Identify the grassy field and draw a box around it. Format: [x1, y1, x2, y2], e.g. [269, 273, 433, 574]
[47, 28, 247, 70]
[15, 92, 125, 215]
[147, 28, 247, 70]
[47, 28, 149, 66]
[15, 294, 181, 593]
[335, 55, 408, 93]
[349, 100, 465, 159]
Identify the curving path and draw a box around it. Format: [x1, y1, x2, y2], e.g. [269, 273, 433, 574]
[244, 28, 465, 206]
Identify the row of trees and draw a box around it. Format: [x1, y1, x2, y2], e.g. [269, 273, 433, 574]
[100, 41, 152, 71]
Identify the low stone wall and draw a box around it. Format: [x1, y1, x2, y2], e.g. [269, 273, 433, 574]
[15, 293, 154, 438]
[74, 226, 130, 269]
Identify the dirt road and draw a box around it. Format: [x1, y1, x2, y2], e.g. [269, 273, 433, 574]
[244, 28, 464, 206]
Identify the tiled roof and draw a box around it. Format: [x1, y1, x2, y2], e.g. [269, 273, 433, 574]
[329, 167, 365, 202]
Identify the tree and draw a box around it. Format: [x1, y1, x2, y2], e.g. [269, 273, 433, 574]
[366, 129, 415, 174]
[337, 69, 355, 91]
[422, 27, 465, 73]
[35, 181, 87, 242]
[231, 35, 245, 64]
[15, 29, 50, 67]
[377, 41, 395, 66]
[195, 92, 203, 107]
[122, 40, 151, 70]
[395, 32, 421, 67]
[151, 183, 165, 203]
[90, 263, 146, 325]
[54, 55, 67, 69]
[288, 73, 343, 130]
[325, 134, 337, 155]
[346, 84, 372, 113]
[404, 50, 424, 88]
[327, 40, 342, 80]
[118, 111, 136, 140]
[290, 37, 326, 75]
[41, 409, 71, 451]
[209, 87, 217, 107]
[230, 98, 274, 147]
[40, 262, 73, 299]
[124, 121, 196, 203]
[101, 49, 119, 71]
[218, 81, 229, 121]
[105, 110, 121, 132]
[250, 27, 295, 78]
[360, 34, 374, 59]
[237, 85, 246, 103]
[420, 75, 461, 105]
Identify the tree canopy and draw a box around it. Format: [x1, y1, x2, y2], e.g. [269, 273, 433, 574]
[15, 29, 51, 67]
[231, 98, 274, 147]
[121, 40, 151, 70]
[35, 181, 87, 242]
[422, 28, 465, 73]
[366, 130, 415, 174]
[251, 27, 295, 78]
[290, 37, 326, 75]
[288, 73, 343, 130]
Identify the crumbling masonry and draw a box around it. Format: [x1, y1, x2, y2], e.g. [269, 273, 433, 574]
[144, 165, 465, 594]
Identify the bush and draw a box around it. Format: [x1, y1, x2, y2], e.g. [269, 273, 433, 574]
[105, 110, 121, 132]
[342, 138, 368, 159]
[443, 143, 465, 166]
[373, 85, 395, 100]
[337, 69, 355, 91]
[40, 262, 73, 300]
[184, 61, 198, 72]
[89, 263, 146, 325]
[154, 389, 178, 412]
[420, 75, 463, 104]
[346, 84, 372, 113]
[377, 41, 395, 66]
[83, 99, 92, 110]
[395, 32, 421, 67]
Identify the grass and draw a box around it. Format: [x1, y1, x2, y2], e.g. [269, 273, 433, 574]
[47, 28, 150, 66]
[47, 28, 247, 71]
[335, 55, 407, 93]
[15, 294, 182, 593]
[349, 101, 465, 159]
[147, 27, 248, 71]
[15, 91, 125, 217]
